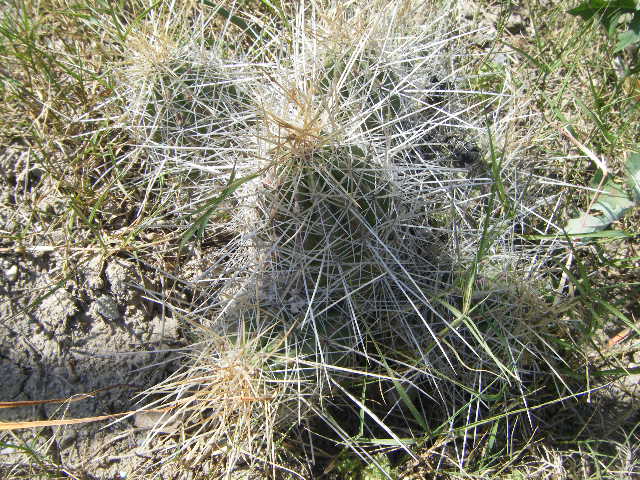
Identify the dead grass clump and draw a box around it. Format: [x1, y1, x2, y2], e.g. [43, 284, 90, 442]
[136, 327, 312, 478]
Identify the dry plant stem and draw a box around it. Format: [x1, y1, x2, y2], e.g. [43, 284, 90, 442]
[560, 126, 608, 211]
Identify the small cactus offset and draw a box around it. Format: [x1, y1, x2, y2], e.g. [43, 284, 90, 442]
[264, 144, 395, 285]
[141, 59, 251, 147]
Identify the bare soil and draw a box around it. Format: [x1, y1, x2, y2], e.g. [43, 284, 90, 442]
[0, 146, 185, 478]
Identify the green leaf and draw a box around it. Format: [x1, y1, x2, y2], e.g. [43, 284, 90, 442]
[626, 152, 640, 202]
[568, 0, 638, 17]
[179, 169, 263, 249]
[564, 211, 611, 234]
[589, 168, 607, 188]
[568, 0, 637, 34]
[372, 342, 430, 434]
[564, 172, 636, 235]
[592, 181, 635, 222]
[524, 230, 632, 240]
[577, 365, 640, 377]
[615, 10, 640, 51]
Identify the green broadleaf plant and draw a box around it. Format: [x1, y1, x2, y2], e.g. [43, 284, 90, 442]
[564, 153, 640, 235]
[626, 151, 640, 201]
[568, 0, 640, 52]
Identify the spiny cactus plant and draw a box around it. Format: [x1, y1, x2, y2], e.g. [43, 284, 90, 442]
[320, 50, 404, 133]
[140, 59, 251, 147]
[264, 144, 395, 284]
[128, 54, 255, 170]
[120, 22, 261, 236]
[114, 0, 564, 476]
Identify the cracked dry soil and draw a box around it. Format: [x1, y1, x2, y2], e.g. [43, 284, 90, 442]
[0, 147, 186, 478]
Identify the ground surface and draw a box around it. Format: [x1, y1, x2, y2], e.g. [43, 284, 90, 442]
[0, 146, 185, 476]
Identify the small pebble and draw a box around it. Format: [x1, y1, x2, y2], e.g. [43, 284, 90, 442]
[134, 411, 178, 433]
[4, 265, 18, 282]
[93, 294, 121, 321]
